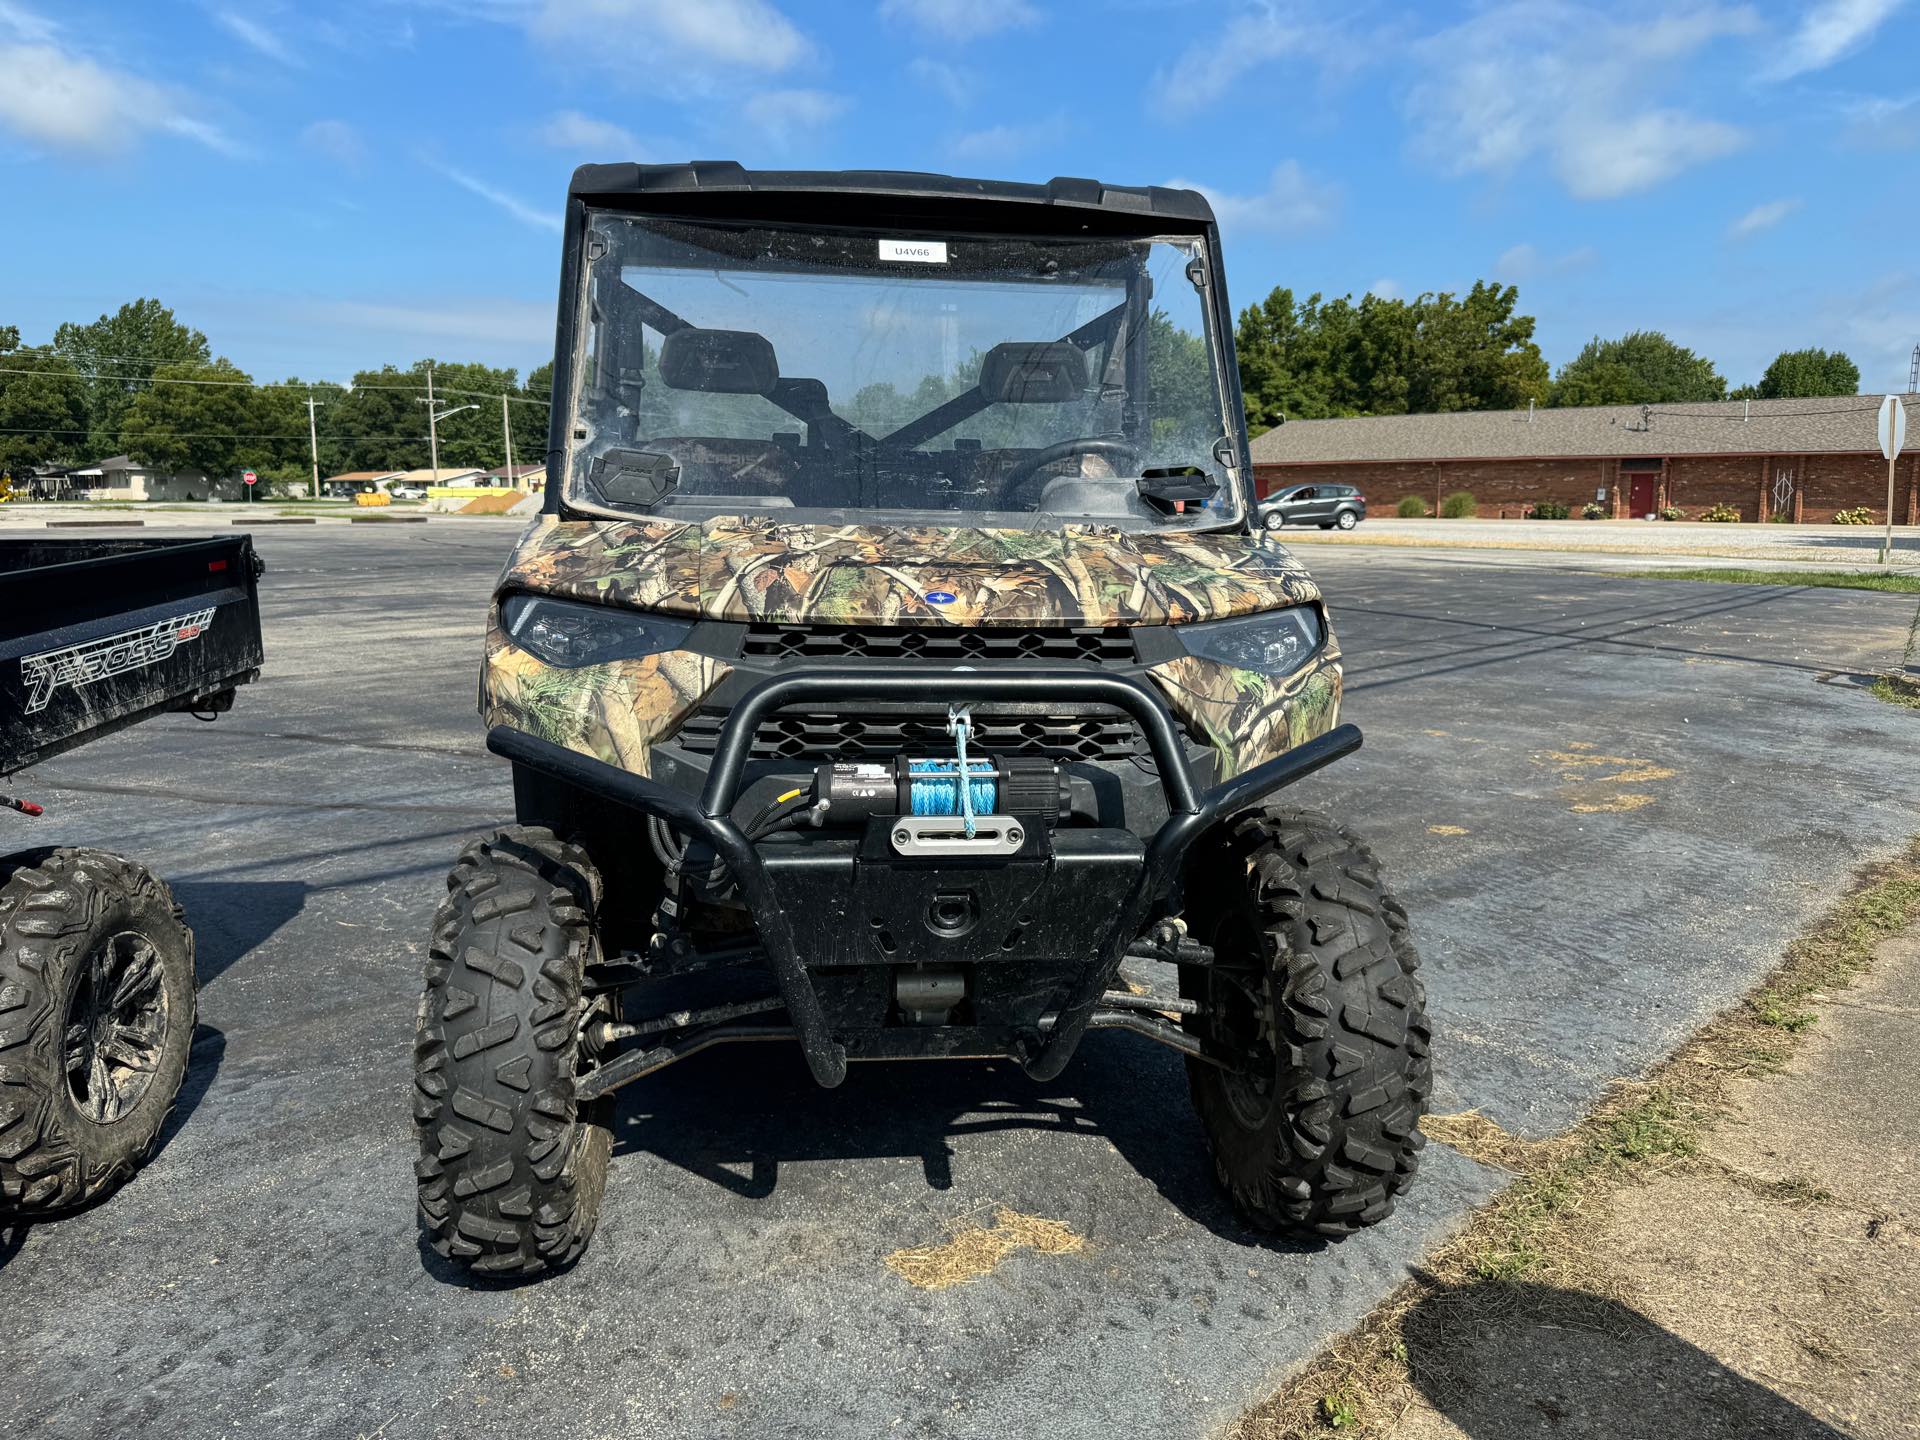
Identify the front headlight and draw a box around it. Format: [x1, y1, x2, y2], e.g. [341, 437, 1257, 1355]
[499, 594, 692, 668]
[1178, 606, 1324, 675]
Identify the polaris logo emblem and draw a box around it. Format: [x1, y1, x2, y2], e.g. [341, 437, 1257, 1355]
[22, 608, 216, 713]
[923, 590, 957, 605]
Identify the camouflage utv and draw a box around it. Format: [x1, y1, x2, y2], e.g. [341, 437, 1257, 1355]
[414, 163, 1430, 1276]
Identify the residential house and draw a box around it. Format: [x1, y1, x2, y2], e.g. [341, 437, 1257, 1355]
[61, 455, 233, 502]
[484, 463, 546, 491]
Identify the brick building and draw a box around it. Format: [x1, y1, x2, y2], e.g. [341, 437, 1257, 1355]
[1249, 396, 1916, 523]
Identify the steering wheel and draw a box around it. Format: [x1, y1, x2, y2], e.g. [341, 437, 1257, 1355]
[995, 437, 1139, 510]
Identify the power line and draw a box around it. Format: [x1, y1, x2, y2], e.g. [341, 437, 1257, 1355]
[0, 425, 452, 441]
[1645, 402, 1880, 421]
[0, 362, 552, 405]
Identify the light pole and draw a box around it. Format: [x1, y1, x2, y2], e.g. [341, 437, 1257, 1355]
[416, 391, 479, 484]
[305, 390, 324, 499]
[501, 391, 516, 489]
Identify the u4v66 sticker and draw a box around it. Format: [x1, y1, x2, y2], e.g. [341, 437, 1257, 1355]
[22, 608, 216, 713]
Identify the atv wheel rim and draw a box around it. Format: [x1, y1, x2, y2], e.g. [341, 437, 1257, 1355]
[64, 931, 170, 1125]
[1208, 921, 1279, 1129]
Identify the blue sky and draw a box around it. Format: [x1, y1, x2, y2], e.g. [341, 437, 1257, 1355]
[2, 0, 1916, 392]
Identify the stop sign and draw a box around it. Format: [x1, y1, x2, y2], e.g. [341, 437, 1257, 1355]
[243, 470, 257, 486]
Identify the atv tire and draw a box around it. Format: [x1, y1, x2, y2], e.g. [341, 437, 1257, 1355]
[414, 826, 611, 1277]
[0, 848, 196, 1216]
[1182, 809, 1429, 1236]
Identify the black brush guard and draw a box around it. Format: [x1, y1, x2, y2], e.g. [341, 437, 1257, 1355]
[488, 669, 1360, 1089]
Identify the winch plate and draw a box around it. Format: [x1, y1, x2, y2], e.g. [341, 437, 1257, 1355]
[757, 818, 1144, 967]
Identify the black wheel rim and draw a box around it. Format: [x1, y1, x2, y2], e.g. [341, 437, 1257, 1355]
[1206, 917, 1279, 1129]
[64, 931, 170, 1124]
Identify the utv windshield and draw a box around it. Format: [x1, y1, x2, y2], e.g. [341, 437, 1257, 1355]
[564, 212, 1243, 531]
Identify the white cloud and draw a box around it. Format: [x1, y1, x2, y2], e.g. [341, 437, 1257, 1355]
[1156, 5, 1342, 118]
[1766, 0, 1903, 80]
[214, 10, 299, 65]
[0, 0, 56, 41]
[1405, 3, 1754, 199]
[427, 161, 562, 232]
[1494, 243, 1599, 282]
[1165, 161, 1338, 235]
[302, 118, 364, 168]
[0, 34, 238, 157]
[879, 0, 1038, 42]
[537, 109, 640, 154]
[1844, 92, 1920, 148]
[1367, 278, 1402, 300]
[1727, 197, 1802, 239]
[950, 115, 1062, 162]
[742, 88, 848, 145]
[318, 299, 555, 349]
[531, 0, 809, 75]
[909, 57, 973, 107]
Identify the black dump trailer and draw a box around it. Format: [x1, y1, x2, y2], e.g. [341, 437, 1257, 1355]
[0, 534, 264, 1215]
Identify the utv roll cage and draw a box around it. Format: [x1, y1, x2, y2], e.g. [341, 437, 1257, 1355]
[543, 162, 1253, 522]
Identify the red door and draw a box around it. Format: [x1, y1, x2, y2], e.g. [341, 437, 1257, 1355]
[1629, 475, 1656, 517]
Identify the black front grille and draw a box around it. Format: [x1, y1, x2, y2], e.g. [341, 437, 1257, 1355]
[669, 709, 1147, 762]
[741, 624, 1137, 666]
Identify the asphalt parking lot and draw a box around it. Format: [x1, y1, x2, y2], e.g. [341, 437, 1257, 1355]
[3, 525, 1916, 1440]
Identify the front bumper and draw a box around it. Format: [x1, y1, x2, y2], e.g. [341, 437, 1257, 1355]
[491, 667, 1359, 1089]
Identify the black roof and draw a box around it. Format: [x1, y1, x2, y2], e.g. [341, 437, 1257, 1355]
[567, 162, 1215, 230]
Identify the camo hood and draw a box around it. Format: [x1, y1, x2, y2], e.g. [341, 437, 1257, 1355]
[498, 516, 1321, 626]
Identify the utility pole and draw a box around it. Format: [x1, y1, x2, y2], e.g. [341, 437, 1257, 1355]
[501, 390, 515, 490]
[306, 391, 323, 499]
[425, 363, 440, 484]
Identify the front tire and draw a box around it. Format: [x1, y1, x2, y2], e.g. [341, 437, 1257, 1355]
[414, 827, 611, 1277]
[1263, 510, 1285, 531]
[1181, 810, 1429, 1236]
[0, 848, 196, 1216]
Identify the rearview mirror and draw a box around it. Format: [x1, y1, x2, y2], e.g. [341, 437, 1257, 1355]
[978, 341, 1087, 404]
[657, 328, 779, 396]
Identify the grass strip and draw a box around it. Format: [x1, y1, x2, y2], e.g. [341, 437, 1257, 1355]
[1617, 567, 1920, 593]
[1232, 837, 1920, 1438]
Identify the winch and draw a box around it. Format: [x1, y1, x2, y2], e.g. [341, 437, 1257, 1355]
[810, 707, 1069, 856]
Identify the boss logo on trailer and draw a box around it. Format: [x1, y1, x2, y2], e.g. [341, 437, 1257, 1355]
[22, 608, 216, 713]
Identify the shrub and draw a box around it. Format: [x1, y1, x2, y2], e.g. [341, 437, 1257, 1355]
[1529, 500, 1571, 520]
[1396, 495, 1430, 518]
[1700, 503, 1741, 523]
[1659, 506, 1684, 521]
[1581, 502, 1607, 520]
[1767, 511, 1793, 523]
[1438, 490, 1477, 519]
[1833, 506, 1875, 525]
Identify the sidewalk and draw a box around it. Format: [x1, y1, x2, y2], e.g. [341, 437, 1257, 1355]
[0, 502, 527, 528]
[1282, 517, 1918, 569]
[1235, 861, 1920, 1440]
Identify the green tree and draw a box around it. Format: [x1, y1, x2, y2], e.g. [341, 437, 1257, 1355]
[331, 365, 430, 472]
[427, 361, 522, 471]
[1754, 347, 1860, 399]
[1234, 282, 1547, 431]
[53, 299, 210, 454]
[120, 358, 260, 480]
[0, 345, 88, 477]
[1551, 331, 1726, 406]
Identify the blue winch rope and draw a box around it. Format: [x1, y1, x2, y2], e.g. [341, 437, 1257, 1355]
[950, 704, 978, 837]
[906, 759, 995, 821]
